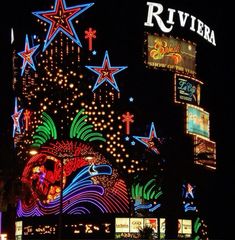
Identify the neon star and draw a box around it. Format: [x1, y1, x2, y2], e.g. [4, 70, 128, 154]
[32, 0, 94, 51]
[183, 183, 195, 199]
[11, 97, 23, 137]
[85, 50, 127, 92]
[133, 122, 161, 154]
[17, 34, 40, 76]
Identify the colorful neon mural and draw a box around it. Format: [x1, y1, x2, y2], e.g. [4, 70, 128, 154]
[11, 0, 216, 238]
[17, 110, 129, 217]
[131, 177, 162, 214]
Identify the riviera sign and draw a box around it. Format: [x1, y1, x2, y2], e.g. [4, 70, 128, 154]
[144, 2, 216, 46]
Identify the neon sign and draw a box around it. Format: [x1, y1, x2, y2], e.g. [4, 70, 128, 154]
[174, 74, 203, 105]
[32, 0, 94, 51]
[146, 34, 196, 75]
[85, 50, 127, 92]
[186, 104, 209, 139]
[144, 2, 216, 46]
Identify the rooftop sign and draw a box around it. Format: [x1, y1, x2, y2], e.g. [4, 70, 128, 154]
[144, 2, 216, 46]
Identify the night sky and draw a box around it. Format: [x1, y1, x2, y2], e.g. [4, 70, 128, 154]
[0, 0, 234, 238]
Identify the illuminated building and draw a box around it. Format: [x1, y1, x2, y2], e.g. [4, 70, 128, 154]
[0, 0, 222, 239]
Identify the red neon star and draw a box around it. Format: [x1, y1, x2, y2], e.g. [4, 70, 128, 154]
[133, 122, 161, 154]
[17, 34, 40, 76]
[43, 0, 79, 40]
[33, 0, 94, 51]
[11, 97, 23, 137]
[86, 50, 127, 92]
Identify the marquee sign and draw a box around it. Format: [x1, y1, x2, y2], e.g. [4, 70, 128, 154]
[144, 2, 216, 46]
[174, 74, 203, 105]
[146, 34, 196, 75]
[22, 217, 112, 239]
[115, 217, 165, 235]
[115, 218, 130, 233]
[186, 104, 209, 139]
[194, 136, 216, 170]
[178, 219, 192, 238]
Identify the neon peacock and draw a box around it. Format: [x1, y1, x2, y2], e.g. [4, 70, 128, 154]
[17, 109, 130, 217]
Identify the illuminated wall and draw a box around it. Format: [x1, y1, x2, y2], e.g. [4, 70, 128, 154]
[13, 0, 165, 225]
[11, 0, 217, 239]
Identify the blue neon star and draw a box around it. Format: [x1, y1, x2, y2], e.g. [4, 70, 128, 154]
[11, 97, 23, 137]
[85, 50, 127, 92]
[133, 122, 161, 154]
[182, 183, 195, 199]
[17, 34, 40, 76]
[32, 0, 94, 51]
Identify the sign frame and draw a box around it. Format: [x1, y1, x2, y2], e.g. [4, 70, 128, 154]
[174, 74, 203, 105]
[186, 104, 210, 139]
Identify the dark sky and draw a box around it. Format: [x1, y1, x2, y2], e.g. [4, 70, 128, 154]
[0, 0, 234, 237]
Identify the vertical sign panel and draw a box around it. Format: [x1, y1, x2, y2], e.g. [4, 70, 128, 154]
[194, 136, 216, 170]
[186, 104, 210, 139]
[174, 74, 203, 105]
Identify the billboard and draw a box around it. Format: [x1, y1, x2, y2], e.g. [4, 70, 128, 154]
[0, 234, 8, 240]
[186, 104, 210, 139]
[146, 34, 196, 76]
[178, 219, 192, 238]
[115, 217, 165, 238]
[144, 218, 158, 233]
[115, 218, 130, 233]
[174, 74, 203, 105]
[21, 216, 113, 239]
[15, 221, 23, 237]
[194, 136, 216, 170]
[130, 218, 144, 233]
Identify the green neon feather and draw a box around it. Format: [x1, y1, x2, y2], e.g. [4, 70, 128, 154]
[70, 109, 86, 137]
[88, 136, 106, 142]
[31, 112, 57, 147]
[78, 125, 93, 139]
